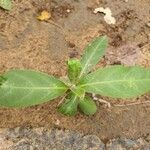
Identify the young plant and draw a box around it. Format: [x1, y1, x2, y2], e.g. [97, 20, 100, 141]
[0, 36, 150, 116]
[0, 0, 12, 10]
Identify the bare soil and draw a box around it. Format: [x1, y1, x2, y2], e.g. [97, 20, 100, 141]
[0, 0, 150, 141]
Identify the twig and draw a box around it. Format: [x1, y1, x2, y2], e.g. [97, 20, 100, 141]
[92, 94, 111, 108]
[47, 20, 66, 35]
[92, 94, 150, 108]
[57, 93, 68, 107]
[114, 101, 150, 107]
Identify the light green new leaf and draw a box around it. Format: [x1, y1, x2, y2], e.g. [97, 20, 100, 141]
[79, 36, 108, 78]
[0, 0, 12, 10]
[70, 86, 85, 99]
[67, 58, 82, 83]
[0, 70, 68, 107]
[79, 66, 150, 98]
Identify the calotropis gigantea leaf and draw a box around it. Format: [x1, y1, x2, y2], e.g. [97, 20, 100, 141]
[79, 96, 97, 115]
[0, 70, 68, 107]
[79, 36, 108, 78]
[0, 0, 12, 10]
[67, 59, 82, 83]
[79, 66, 150, 98]
[70, 86, 85, 99]
[0, 76, 6, 85]
[58, 93, 78, 116]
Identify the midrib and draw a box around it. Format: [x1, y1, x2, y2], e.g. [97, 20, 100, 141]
[2, 86, 66, 90]
[80, 79, 150, 87]
[79, 38, 105, 78]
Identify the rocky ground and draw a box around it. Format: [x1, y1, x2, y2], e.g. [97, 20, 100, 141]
[0, 127, 149, 150]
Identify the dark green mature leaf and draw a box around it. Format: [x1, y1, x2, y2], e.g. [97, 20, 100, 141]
[79, 66, 150, 98]
[0, 0, 11, 10]
[67, 59, 82, 83]
[79, 96, 97, 115]
[58, 93, 78, 116]
[0, 70, 68, 107]
[79, 36, 108, 78]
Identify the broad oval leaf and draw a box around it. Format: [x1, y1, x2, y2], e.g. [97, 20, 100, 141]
[79, 36, 108, 78]
[0, 70, 68, 107]
[79, 66, 150, 98]
[79, 96, 97, 115]
[0, 0, 11, 10]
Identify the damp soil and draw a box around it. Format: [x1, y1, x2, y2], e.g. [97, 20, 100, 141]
[0, 0, 150, 141]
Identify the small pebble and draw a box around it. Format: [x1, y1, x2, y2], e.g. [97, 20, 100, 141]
[66, 9, 71, 13]
[146, 22, 150, 27]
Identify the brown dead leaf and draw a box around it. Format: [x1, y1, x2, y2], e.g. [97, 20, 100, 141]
[37, 10, 51, 21]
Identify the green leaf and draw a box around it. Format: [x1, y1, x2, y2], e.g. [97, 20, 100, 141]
[0, 76, 6, 85]
[79, 96, 97, 115]
[58, 93, 78, 116]
[79, 66, 150, 98]
[70, 86, 85, 99]
[79, 36, 108, 78]
[67, 58, 82, 83]
[0, 0, 12, 10]
[0, 70, 68, 107]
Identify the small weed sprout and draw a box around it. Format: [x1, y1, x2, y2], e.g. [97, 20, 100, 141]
[0, 36, 150, 116]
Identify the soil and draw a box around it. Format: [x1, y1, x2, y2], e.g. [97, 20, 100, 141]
[0, 0, 150, 141]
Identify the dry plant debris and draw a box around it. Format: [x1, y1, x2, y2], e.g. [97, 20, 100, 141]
[37, 10, 51, 21]
[94, 7, 116, 25]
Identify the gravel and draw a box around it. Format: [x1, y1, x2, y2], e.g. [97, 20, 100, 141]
[0, 127, 149, 150]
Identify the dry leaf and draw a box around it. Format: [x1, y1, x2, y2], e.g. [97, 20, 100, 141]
[94, 7, 116, 24]
[37, 10, 51, 21]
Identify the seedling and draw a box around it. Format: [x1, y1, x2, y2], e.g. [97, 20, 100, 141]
[0, 0, 12, 10]
[0, 36, 150, 116]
